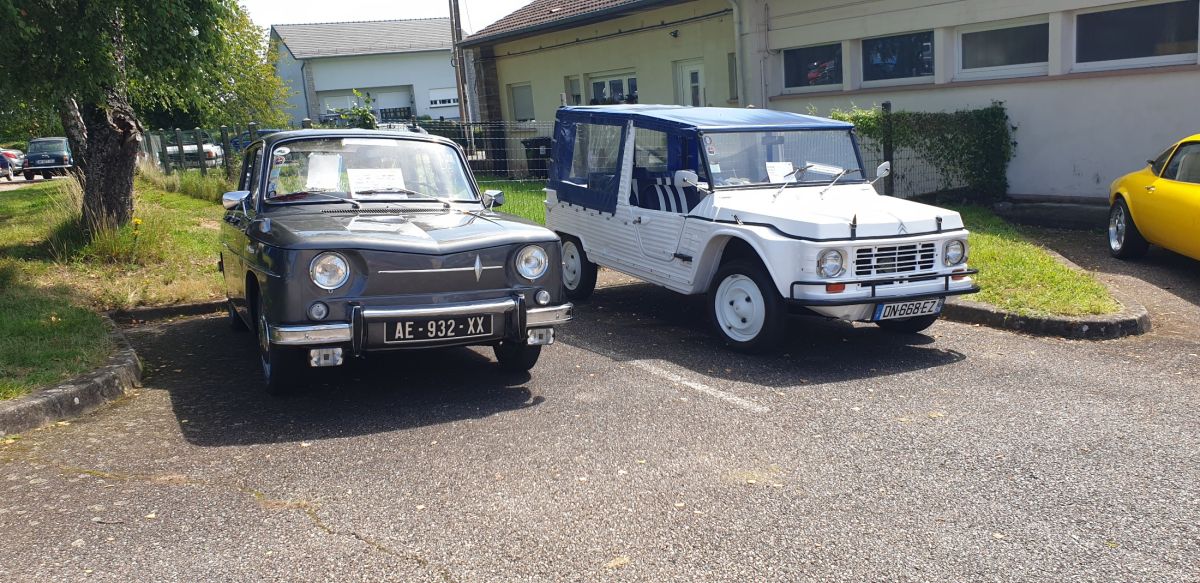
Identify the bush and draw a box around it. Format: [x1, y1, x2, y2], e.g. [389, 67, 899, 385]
[830, 102, 1016, 201]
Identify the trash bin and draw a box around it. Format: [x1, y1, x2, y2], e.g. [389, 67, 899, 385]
[521, 137, 553, 179]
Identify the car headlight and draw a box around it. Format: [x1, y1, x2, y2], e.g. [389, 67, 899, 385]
[943, 240, 967, 266]
[516, 245, 549, 280]
[310, 252, 350, 290]
[817, 249, 846, 278]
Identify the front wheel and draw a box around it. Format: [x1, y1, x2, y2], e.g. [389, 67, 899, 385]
[875, 314, 939, 334]
[1108, 198, 1149, 259]
[256, 294, 300, 395]
[560, 236, 597, 301]
[493, 341, 542, 372]
[708, 260, 786, 353]
[24, 172, 34, 181]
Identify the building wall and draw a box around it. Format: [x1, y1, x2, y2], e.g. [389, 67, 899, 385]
[735, 0, 1200, 199]
[486, 0, 739, 123]
[272, 34, 311, 124]
[307, 50, 461, 120]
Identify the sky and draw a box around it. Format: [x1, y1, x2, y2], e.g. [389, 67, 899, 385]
[240, 0, 534, 35]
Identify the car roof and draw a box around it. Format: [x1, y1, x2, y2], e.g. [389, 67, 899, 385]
[30, 137, 67, 142]
[556, 105, 853, 132]
[255, 128, 455, 149]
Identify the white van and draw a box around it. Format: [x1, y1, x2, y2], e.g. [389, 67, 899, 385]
[545, 105, 979, 352]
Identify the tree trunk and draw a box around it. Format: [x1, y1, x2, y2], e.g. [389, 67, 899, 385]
[57, 96, 89, 189]
[79, 90, 142, 232]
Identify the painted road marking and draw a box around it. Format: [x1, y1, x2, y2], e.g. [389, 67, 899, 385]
[629, 361, 769, 414]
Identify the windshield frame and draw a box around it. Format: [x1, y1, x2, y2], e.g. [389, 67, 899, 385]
[257, 134, 482, 210]
[28, 139, 68, 154]
[699, 128, 867, 190]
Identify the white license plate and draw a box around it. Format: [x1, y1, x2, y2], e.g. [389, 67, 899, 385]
[36, 160, 52, 165]
[873, 298, 943, 321]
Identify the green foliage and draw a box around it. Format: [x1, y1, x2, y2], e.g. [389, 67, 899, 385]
[337, 90, 379, 130]
[478, 179, 546, 224]
[137, 161, 234, 203]
[830, 102, 1016, 200]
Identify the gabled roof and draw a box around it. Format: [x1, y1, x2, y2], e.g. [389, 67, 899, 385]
[462, 0, 673, 47]
[557, 105, 854, 132]
[272, 18, 454, 59]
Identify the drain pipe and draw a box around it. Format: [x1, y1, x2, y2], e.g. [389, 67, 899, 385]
[728, 0, 747, 107]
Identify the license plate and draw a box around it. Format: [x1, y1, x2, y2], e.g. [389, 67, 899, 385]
[384, 314, 493, 344]
[873, 298, 943, 321]
[36, 160, 52, 165]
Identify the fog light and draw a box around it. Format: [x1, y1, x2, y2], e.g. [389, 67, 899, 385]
[308, 302, 329, 320]
[535, 290, 551, 305]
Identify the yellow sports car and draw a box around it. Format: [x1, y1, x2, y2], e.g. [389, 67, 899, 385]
[1109, 134, 1200, 260]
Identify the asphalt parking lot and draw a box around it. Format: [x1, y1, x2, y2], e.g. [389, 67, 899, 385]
[3, 228, 1199, 582]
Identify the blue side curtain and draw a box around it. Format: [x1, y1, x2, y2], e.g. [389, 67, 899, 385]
[548, 112, 627, 215]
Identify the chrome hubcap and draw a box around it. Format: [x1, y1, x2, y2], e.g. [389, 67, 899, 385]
[1109, 206, 1126, 251]
[714, 274, 765, 342]
[562, 241, 582, 290]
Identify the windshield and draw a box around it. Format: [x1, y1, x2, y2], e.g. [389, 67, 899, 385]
[265, 137, 476, 202]
[28, 140, 66, 154]
[703, 129, 863, 189]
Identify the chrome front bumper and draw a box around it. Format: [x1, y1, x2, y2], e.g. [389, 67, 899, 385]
[268, 298, 573, 347]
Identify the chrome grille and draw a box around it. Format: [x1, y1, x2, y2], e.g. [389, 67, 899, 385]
[854, 242, 936, 276]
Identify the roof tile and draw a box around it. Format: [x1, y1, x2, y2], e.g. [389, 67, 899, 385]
[464, 0, 651, 44]
[273, 18, 454, 59]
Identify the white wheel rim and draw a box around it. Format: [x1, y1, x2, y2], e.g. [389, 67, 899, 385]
[714, 274, 766, 342]
[1109, 205, 1126, 251]
[562, 241, 582, 290]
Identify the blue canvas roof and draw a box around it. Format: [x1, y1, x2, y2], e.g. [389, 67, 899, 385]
[556, 105, 853, 132]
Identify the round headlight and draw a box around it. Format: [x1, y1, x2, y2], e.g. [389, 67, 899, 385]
[310, 252, 350, 290]
[817, 249, 846, 278]
[516, 245, 549, 280]
[944, 240, 966, 266]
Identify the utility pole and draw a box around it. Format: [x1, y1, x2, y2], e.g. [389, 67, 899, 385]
[449, 0, 469, 121]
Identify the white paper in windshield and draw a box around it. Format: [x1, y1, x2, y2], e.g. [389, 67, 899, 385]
[765, 161, 795, 183]
[305, 154, 342, 191]
[348, 168, 405, 195]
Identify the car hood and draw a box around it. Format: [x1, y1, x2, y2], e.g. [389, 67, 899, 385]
[701, 184, 965, 239]
[254, 205, 557, 253]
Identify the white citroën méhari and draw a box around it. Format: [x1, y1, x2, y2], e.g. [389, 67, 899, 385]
[544, 105, 979, 352]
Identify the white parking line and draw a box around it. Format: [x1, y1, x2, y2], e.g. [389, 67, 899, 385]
[629, 361, 770, 414]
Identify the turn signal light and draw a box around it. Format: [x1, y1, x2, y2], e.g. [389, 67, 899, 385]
[952, 269, 968, 281]
[825, 283, 846, 293]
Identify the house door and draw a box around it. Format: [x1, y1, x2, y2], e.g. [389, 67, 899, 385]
[675, 60, 705, 107]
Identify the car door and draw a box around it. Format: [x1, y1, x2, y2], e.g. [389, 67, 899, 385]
[626, 127, 701, 284]
[1145, 142, 1200, 259]
[221, 143, 263, 319]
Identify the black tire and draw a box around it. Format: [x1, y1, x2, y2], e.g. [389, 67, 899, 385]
[41, 171, 52, 180]
[1108, 198, 1149, 260]
[708, 259, 786, 353]
[24, 172, 34, 181]
[255, 293, 300, 395]
[227, 300, 249, 331]
[875, 314, 939, 334]
[560, 235, 597, 301]
[493, 341, 542, 372]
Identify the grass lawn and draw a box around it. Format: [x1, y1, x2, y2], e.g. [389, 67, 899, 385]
[0, 178, 225, 399]
[477, 179, 1119, 317]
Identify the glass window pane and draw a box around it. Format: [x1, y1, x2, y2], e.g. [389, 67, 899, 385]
[728, 53, 739, 100]
[783, 44, 843, 88]
[1164, 143, 1200, 181]
[570, 123, 623, 183]
[1077, 0, 1198, 63]
[862, 31, 934, 81]
[962, 23, 1049, 69]
[634, 128, 669, 173]
[705, 130, 862, 188]
[510, 84, 534, 121]
[627, 78, 638, 103]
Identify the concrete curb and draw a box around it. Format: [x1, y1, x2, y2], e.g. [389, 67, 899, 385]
[941, 248, 1151, 340]
[0, 316, 142, 436]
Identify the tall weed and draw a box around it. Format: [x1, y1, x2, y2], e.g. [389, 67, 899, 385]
[137, 159, 232, 203]
[43, 176, 168, 265]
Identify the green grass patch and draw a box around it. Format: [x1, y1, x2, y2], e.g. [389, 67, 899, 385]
[137, 161, 235, 204]
[955, 205, 1119, 316]
[479, 179, 546, 224]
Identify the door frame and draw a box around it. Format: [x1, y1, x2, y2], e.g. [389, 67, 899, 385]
[674, 59, 705, 107]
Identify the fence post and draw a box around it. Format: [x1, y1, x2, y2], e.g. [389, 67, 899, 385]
[248, 122, 259, 143]
[302, 118, 313, 129]
[220, 125, 233, 179]
[193, 128, 207, 176]
[881, 101, 895, 197]
[173, 128, 186, 171]
[158, 130, 172, 174]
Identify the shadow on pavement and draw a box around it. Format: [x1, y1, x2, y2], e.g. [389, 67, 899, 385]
[561, 282, 966, 389]
[126, 316, 542, 448]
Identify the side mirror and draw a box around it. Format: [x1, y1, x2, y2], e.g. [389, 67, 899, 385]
[875, 161, 892, 179]
[674, 170, 700, 189]
[482, 189, 505, 209]
[222, 190, 251, 210]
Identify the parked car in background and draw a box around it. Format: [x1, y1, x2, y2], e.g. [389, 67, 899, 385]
[0, 153, 13, 181]
[546, 105, 979, 351]
[229, 128, 282, 152]
[1109, 134, 1200, 261]
[220, 129, 572, 393]
[164, 131, 224, 167]
[1, 148, 25, 174]
[23, 137, 73, 180]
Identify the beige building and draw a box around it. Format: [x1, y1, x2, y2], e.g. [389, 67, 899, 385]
[461, 0, 740, 124]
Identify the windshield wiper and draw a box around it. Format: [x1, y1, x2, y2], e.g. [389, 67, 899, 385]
[356, 188, 458, 209]
[273, 190, 361, 209]
[772, 164, 813, 202]
[818, 168, 862, 197]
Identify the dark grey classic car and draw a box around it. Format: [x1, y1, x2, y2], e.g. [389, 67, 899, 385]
[220, 129, 572, 393]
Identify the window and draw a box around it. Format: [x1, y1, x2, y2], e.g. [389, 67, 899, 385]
[1151, 145, 1176, 175]
[1163, 143, 1200, 183]
[728, 53, 739, 100]
[588, 72, 638, 104]
[961, 23, 1049, 72]
[783, 43, 842, 89]
[429, 87, 459, 108]
[1076, 0, 1198, 65]
[509, 83, 534, 122]
[634, 128, 668, 173]
[569, 123, 623, 184]
[862, 31, 934, 82]
[705, 130, 862, 189]
[565, 76, 582, 105]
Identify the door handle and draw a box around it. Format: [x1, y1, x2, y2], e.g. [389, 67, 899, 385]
[1145, 185, 1156, 193]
